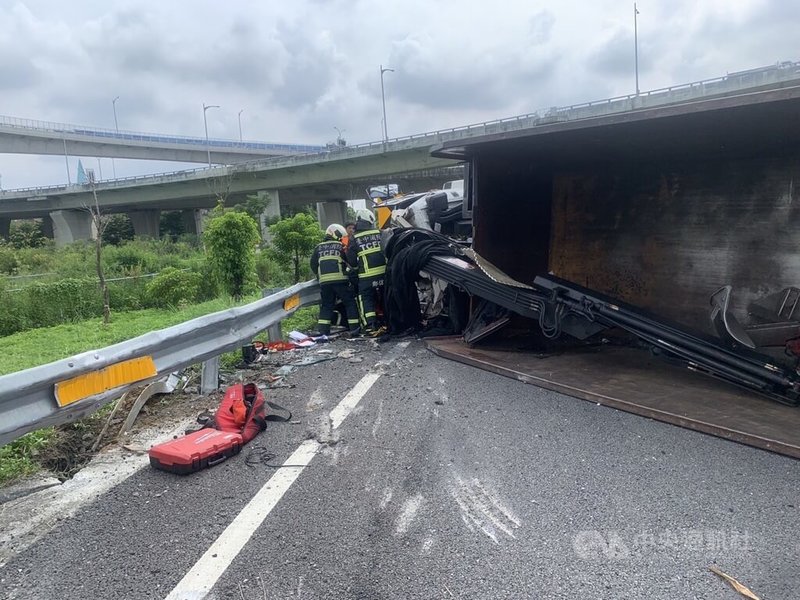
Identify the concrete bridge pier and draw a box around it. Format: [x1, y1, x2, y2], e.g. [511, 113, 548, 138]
[182, 209, 207, 236]
[0, 218, 9, 240]
[50, 209, 94, 247]
[40, 216, 54, 240]
[256, 190, 282, 242]
[316, 200, 347, 230]
[259, 190, 282, 239]
[128, 209, 161, 239]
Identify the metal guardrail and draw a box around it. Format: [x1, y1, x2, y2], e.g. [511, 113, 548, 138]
[0, 280, 320, 447]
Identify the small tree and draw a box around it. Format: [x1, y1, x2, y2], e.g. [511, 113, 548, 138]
[101, 214, 135, 246]
[269, 213, 323, 283]
[85, 182, 111, 324]
[203, 210, 260, 299]
[9, 220, 48, 249]
[233, 192, 272, 227]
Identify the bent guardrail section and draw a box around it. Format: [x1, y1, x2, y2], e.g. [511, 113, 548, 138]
[0, 280, 320, 447]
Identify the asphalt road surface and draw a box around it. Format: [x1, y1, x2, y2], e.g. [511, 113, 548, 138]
[1, 339, 798, 599]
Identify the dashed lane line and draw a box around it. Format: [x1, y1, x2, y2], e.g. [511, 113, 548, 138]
[164, 341, 410, 600]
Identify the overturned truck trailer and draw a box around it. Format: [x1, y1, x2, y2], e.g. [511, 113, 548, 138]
[423, 85, 800, 457]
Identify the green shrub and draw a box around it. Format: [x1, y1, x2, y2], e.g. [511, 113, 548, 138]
[0, 246, 19, 275]
[203, 211, 260, 299]
[0, 429, 56, 485]
[255, 250, 292, 288]
[145, 267, 202, 308]
[101, 214, 135, 246]
[104, 243, 159, 275]
[107, 278, 149, 311]
[14, 247, 55, 274]
[8, 220, 48, 249]
[23, 278, 103, 327]
[268, 213, 323, 283]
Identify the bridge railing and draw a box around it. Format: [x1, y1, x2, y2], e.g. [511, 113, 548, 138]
[0, 280, 321, 447]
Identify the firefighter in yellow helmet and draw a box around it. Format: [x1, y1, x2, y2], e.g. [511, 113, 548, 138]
[310, 224, 361, 335]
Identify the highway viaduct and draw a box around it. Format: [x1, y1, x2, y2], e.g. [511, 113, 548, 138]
[0, 139, 462, 244]
[0, 115, 325, 163]
[2, 60, 798, 245]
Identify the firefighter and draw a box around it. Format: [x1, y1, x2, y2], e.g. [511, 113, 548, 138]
[346, 209, 387, 335]
[310, 223, 361, 336]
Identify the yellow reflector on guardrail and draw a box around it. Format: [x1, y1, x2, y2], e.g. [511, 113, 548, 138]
[55, 356, 158, 407]
[283, 293, 301, 311]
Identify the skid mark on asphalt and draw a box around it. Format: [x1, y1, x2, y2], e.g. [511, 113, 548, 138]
[372, 397, 385, 438]
[421, 536, 435, 555]
[395, 493, 424, 534]
[379, 487, 394, 510]
[451, 475, 521, 544]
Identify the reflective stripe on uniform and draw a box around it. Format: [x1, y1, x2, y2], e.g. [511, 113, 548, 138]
[354, 229, 386, 278]
[316, 240, 348, 283]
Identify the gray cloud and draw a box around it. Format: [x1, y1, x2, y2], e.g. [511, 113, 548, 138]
[0, 0, 798, 189]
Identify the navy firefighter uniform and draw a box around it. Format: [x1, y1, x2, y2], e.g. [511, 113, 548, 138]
[310, 224, 361, 335]
[346, 210, 387, 332]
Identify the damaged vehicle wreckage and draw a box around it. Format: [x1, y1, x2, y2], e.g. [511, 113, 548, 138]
[369, 84, 800, 458]
[381, 228, 800, 407]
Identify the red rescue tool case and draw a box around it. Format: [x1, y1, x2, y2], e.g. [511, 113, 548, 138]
[149, 429, 243, 475]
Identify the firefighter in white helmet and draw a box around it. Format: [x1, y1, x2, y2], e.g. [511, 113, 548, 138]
[310, 223, 361, 335]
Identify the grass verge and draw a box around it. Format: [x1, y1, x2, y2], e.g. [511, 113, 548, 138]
[0, 296, 259, 376]
[0, 301, 319, 486]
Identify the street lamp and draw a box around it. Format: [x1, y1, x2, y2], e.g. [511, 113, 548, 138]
[203, 103, 220, 167]
[380, 65, 394, 142]
[334, 126, 346, 147]
[112, 96, 120, 178]
[238, 109, 244, 142]
[634, 3, 640, 95]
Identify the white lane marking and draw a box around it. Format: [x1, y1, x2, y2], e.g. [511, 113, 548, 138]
[329, 340, 409, 430]
[329, 371, 381, 430]
[164, 440, 319, 600]
[165, 341, 409, 600]
[395, 493, 424, 534]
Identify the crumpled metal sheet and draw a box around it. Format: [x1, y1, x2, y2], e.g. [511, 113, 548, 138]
[462, 248, 535, 290]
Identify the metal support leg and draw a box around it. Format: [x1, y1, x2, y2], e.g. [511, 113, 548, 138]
[267, 322, 282, 342]
[200, 356, 220, 394]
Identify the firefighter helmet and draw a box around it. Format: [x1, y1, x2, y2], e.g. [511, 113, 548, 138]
[325, 223, 347, 239]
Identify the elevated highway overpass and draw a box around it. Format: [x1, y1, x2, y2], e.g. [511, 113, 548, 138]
[0, 115, 325, 163]
[1, 60, 798, 244]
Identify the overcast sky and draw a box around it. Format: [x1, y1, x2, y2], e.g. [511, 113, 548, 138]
[0, 0, 797, 189]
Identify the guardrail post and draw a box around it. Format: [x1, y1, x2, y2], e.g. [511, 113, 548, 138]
[200, 356, 220, 394]
[267, 322, 282, 342]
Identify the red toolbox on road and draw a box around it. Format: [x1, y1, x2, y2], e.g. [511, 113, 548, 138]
[149, 429, 243, 475]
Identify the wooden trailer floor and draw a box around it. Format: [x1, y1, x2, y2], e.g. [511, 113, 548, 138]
[425, 337, 800, 459]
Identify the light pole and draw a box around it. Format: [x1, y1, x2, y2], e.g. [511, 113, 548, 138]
[334, 126, 346, 147]
[380, 65, 394, 142]
[238, 109, 244, 142]
[112, 96, 120, 178]
[203, 103, 220, 167]
[634, 3, 640, 95]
